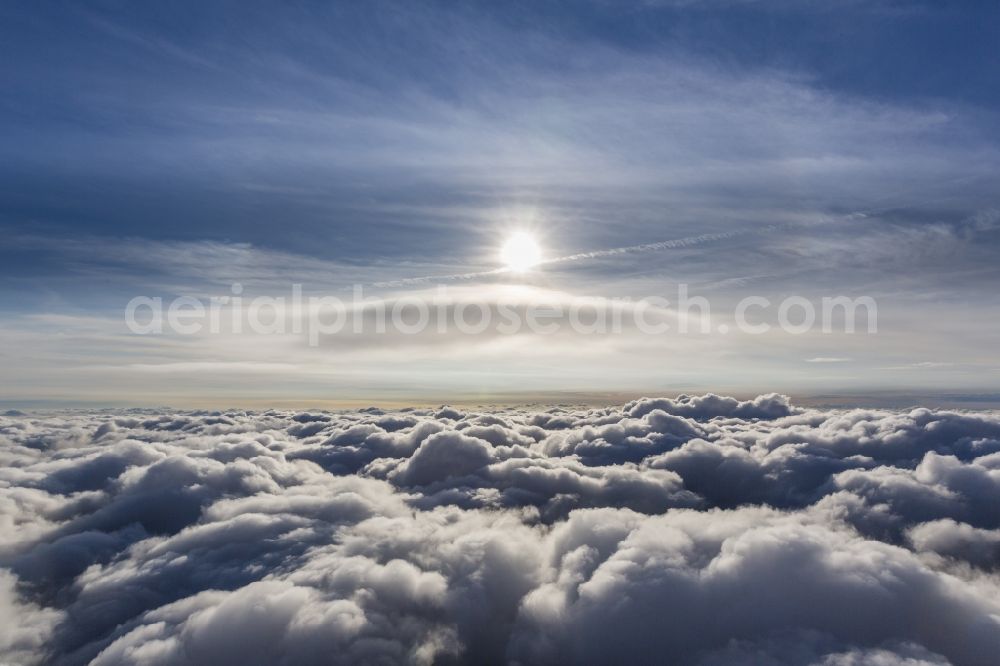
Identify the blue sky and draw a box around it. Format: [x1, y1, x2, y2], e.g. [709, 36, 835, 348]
[1, 1, 999, 406]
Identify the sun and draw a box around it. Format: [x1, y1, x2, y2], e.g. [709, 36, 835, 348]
[499, 232, 543, 272]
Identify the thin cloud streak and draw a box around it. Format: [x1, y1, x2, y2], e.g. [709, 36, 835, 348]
[367, 226, 780, 288]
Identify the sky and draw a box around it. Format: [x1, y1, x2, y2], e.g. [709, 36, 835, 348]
[1, 0, 999, 407]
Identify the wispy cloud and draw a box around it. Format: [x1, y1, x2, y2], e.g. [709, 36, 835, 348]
[368, 227, 778, 288]
[881, 361, 956, 370]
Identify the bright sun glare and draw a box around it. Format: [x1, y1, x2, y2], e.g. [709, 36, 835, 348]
[500, 232, 543, 272]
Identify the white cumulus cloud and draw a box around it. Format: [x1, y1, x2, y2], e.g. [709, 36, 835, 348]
[2, 395, 1000, 664]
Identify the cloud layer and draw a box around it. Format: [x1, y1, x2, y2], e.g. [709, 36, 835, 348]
[3, 394, 1000, 665]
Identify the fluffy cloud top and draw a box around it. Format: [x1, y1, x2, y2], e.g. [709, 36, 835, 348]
[2, 394, 1000, 665]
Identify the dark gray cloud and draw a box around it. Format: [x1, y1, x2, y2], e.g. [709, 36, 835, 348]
[2, 395, 1000, 664]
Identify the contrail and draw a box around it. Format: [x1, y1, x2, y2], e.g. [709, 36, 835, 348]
[538, 227, 770, 266]
[362, 173, 986, 290]
[366, 226, 776, 288]
[369, 267, 509, 288]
